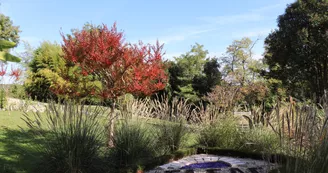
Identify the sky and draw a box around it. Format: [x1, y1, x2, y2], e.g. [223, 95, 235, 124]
[0, 0, 295, 83]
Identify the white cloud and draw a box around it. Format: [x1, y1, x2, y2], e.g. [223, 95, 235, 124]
[132, 2, 290, 54]
[135, 28, 217, 45]
[161, 28, 217, 44]
[198, 13, 264, 25]
[197, 2, 289, 26]
[232, 28, 273, 39]
[163, 52, 184, 60]
[250, 3, 284, 13]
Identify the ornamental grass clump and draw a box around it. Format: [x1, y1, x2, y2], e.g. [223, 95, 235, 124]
[22, 101, 107, 173]
[197, 117, 242, 149]
[107, 119, 159, 170]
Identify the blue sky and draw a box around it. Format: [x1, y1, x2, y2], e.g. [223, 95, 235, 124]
[2, 0, 295, 61]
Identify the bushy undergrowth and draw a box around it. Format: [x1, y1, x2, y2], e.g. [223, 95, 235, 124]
[197, 117, 280, 154]
[240, 127, 280, 153]
[22, 101, 107, 173]
[107, 119, 159, 170]
[197, 117, 243, 148]
[157, 120, 189, 153]
[273, 98, 328, 173]
[16, 94, 328, 173]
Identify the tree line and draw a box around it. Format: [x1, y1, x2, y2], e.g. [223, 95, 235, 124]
[1, 0, 328, 109]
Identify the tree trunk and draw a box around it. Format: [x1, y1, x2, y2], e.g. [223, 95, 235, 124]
[107, 101, 116, 147]
[323, 58, 327, 96]
[242, 60, 246, 86]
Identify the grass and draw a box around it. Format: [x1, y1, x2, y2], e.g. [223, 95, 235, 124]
[0, 109, 196, 172]
[23, 102, 110, 173]
[0, 129, 43, 173]
[0, 111, 29, 129]
[1, 97, 316, 173]
[0, 111, 41, 173]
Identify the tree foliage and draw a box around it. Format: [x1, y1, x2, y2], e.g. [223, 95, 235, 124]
[61, 23, 168, 100]
[168, 43, 221, 101]
[24, 41, 99, 102]
[0, 14, 21, 62]
[264, 0, 328, 99]
[61, 23, 168, 146]
[192, 57, 221, 97]
[0, 14, 20, 44]
[205, 37, 269, 108]
[222, 37, 262, 86]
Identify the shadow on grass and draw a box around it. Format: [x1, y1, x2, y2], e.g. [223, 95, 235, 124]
[0, 128, 46, 173]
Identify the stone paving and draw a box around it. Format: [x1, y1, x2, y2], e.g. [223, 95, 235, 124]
[146, 154, 278, 173]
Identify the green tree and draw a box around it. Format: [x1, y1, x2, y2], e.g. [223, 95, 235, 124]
[169, 43, 206, 101]
[24, 42, 63, 101]
[166, 43, 222, 101]
[174, 43, 208, 101]
[192, 58, 221, 97]
[264, 0, 328, 99]
[0, 14, 20, 43]
[0, 14, 21, 62]
[24, 41, 100, 102]
[223, 37, 259, 86]
[166, 61, 183, 96]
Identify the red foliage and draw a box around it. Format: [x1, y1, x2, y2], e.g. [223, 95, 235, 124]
[61, 23, 168, 99]
[0, 63, 6, 77]
[9, 68, 22, 81]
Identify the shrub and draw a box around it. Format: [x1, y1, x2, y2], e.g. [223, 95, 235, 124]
[8, 84, 27, 99]
[197, 117, 242, 149]
[0, 88, 6, 109]
[157, 120, 188, 153]
[277, 137, 328, 173]
[22, 101, 106, 173]
[108, 119, 158, 170]
[240, 127, 280, 153]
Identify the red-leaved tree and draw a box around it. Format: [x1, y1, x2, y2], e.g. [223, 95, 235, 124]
[61, 23, 168, 146]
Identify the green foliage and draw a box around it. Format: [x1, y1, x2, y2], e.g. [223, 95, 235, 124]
[278, 142, 328, 173]
[167, 61, 183, 96]
[192, 58, 221, 97]
[0, 14, 21, 63]
[240, 127, 280, 153]
[24, 41, 100, 102]
[264, 0, 328, 99]
[108, 119, 159, 170]
[173, 43, 208, 101]
[0, 51, 21, 62]
[167, 43, 221, 101]
[197, 118, 279, 154]
[0, 40, 16, 50]
[24, 41, 62, 101]
[157, 120, 188, 153]
[0, 88, 6, 109]
[222, 37, 265, 86]
[0, 14, 20, 44]
[197, 118, 243, 148]
[22, 102, 106, 173]
[8, 84, 27, 99]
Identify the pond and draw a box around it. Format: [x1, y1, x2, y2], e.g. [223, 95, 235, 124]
[180, 161, 230, 169]
[147, 154, 278, 173]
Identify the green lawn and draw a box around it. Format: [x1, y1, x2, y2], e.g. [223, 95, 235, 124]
[0, 111, 41, 173]
[0, 110, 198, 173]
[0, 111, 29, 130]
